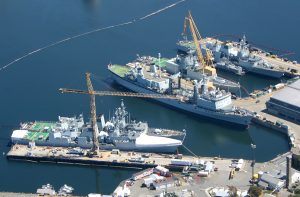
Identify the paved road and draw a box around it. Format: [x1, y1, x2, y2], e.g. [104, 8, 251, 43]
[0, 192, 83, 197]
[126, 160, 253, 197]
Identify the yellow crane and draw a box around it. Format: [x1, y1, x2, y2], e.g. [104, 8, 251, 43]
[59, 73, 180, 154]
[183, 11, 216, 76]
[86, 73, 99, 153]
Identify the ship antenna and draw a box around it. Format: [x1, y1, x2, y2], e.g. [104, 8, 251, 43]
[121, 99, 124, 108]
[158, 53, 161, 78]
[238, 82, 241, 98]
[129, 112, 131, 123]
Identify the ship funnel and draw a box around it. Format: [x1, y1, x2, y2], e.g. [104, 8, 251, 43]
[137, 67, 144, 77]
[178, 76, 181, 89]
[193, 80, 199, 103]
[184, 50, 194, 67]
[97, 114, 105, 130]
[168, 78, 173, 94]
[201, 78, 208, 95]
[150, 64, 157, 73]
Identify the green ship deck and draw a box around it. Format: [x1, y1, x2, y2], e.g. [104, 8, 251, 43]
[109, 57, 169, 77]
[25, 131, 49, 141]
[22, 121, 54, 141]
[177, 41, 196, 50]
[29, 121, 55, 132]
[110, 64, 130, 77]
[151, 58, 169, 68]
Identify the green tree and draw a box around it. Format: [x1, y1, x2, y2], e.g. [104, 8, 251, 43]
[248, 186, 262, 197]
[295, 188, 300, 194]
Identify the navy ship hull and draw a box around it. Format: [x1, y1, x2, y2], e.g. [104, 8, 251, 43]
[109, 71, 252, 127]
[237, 59, 285, 78]
[246, 66, 285, 78]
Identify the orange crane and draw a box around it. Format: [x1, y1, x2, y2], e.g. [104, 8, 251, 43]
[183, 11, 216, 76]
[59, 73, 180, 154]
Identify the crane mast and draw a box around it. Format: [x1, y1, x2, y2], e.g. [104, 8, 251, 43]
[86, 73, 100, 152]
[183, 11, 215, 73]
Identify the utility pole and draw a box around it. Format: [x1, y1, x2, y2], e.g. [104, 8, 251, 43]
[251, 143, 256, 184]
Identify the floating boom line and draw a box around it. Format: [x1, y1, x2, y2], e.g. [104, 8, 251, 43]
[0, 0, 187, 72]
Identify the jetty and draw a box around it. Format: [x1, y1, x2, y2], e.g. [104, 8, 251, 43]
[6, 145, 234, 171]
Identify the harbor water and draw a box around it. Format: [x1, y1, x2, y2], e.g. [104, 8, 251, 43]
[0, 0, 299, 195]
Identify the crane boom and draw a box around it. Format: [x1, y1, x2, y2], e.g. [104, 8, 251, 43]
[184, 12, 206, 73]
[59, 88, 180, 100]
[183, 11, 215, 71]
[189, 14, 214, 67]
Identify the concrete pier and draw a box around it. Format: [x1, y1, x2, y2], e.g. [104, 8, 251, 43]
[0, 192, 82, 197]
[233, 85, 300, 170]
[6, 145, 234, 171]
[233, 92, 300, 145]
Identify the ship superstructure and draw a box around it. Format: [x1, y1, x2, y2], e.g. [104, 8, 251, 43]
[166, 50, 241, 91]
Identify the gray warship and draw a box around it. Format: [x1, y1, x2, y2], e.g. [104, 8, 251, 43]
[215, 58, 245, 76]
[205, 35, 285, 78]
[108, 57, 253, 127]
[11, 101, 185, 153]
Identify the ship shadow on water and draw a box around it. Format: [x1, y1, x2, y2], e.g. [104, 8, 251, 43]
[6, 158, 140, 172]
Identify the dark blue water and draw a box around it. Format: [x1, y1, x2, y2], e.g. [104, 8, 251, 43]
[0, 0, 299, 195]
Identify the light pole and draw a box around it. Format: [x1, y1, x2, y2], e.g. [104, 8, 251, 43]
[251, 143, 256, 184]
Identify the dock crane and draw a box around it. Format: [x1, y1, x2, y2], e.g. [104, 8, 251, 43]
[59, 73, 180, 155]
[183, 11, 216, 76]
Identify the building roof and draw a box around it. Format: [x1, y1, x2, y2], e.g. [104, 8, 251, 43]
[260, 174, 283, 185]
[258, 180, 269, 188]
[271, 79, 300, 108]
[155, 165, 169, 173]
[131, 168, 153, 179]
